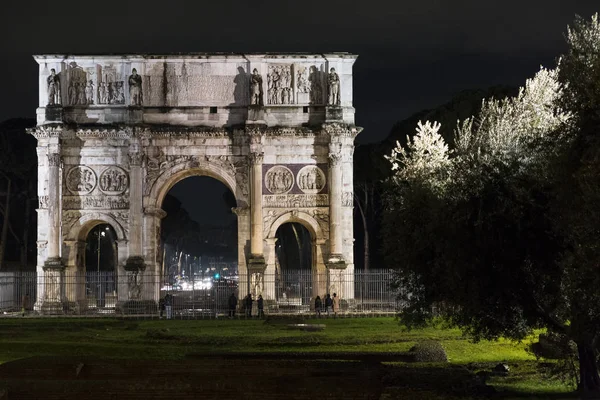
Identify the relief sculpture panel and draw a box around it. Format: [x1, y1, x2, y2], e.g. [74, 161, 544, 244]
[297, 165, 326, 194]
[66, 166, 96, 194]
[99, 166, 129, 195]
[267, 64, 293, 105]
[265, 166, 294, 194]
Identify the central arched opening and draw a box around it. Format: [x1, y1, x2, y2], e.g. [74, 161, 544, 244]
[84, 223, 118, 309]
[275, 222, 313, 307]
[160, 175, 238, 317]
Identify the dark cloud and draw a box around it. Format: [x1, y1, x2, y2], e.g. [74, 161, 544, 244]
[1, 0, 597, 142]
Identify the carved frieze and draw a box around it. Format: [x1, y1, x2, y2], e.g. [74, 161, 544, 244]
[265, 166, 294, 194]
[99, 166, 129, 195]
[297, 165, 326, 194]
[63, 196, 129, 210]
[342, 191, 353, 207]
[267, 64, 293, 105]
[98, 65, 125, 105]
[263, 194, 328, 208]
[296, 65, 323, 105]
[38, 195, 49, 209]
[66, 166, 97, 194]
[68, 64, 94, 106]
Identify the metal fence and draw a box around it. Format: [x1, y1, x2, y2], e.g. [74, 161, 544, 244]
[0, 270, 401, 319]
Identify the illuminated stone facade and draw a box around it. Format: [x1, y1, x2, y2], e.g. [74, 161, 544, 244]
[30, 54, 361, 313]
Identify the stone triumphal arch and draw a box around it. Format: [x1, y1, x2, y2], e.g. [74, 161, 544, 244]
[30, 54, 361, 313]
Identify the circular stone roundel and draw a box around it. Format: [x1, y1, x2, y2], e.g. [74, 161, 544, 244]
[296, 165, 326, 194]
[99, 166, 129, 195]
[265, 165, 294, 194]
[66, 166, 97, 195]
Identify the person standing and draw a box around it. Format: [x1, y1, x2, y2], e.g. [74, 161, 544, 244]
[164, 293, 173, 320]
[325, 294, 333, 316]
[315, 295, 322, 318]
[245, 294, 253, 318]
[332, 293, 340, 318]
[257, 294, 264, 318]
[228, 293, 237, 319]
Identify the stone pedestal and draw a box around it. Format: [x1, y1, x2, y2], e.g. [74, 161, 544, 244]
[41, 258, 65, 314]
[45, 105, 63, 122]
[248, 106, 265, 123]
[325, 106, 343, 122]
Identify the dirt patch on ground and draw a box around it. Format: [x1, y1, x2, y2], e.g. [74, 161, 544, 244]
[0, 356, 385, 399]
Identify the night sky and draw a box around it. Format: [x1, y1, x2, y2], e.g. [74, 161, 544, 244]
[2, 1, 597, 225]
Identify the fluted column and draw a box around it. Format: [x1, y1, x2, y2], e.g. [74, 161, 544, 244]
[327, 141, 345, 267]
[247, 131, 266, 271]
[125, 142, 145, 271]
[42, 146, 65, 314]
[250, 151, 264, 256]
[45, 150, 62, 267]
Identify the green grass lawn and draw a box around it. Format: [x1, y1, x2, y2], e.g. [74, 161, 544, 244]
[0, 317, 578, 399]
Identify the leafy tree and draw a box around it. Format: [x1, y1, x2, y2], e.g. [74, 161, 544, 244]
[0, 118, 37, 270]
[383, 15, 600, 397]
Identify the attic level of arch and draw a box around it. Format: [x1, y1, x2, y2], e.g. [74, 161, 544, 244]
[36, 54, 357, 128]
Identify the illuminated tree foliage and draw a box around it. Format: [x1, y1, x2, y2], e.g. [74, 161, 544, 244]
[383, 14, 600, 397]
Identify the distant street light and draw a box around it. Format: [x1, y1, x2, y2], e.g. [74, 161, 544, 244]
[97, 230, 106, 274]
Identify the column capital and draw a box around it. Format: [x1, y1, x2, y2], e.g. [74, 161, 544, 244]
[249, 152, 264, 165]
[47, 152, 62, 167]
[128, 151, 143, 167]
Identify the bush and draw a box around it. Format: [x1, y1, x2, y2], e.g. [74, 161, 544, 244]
[410, 340, 448, 362]
[531, 332, 576, 360]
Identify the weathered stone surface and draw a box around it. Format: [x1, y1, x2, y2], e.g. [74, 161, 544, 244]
[30, 53, 361, 313]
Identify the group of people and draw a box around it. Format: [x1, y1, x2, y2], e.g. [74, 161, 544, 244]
[228, 293, 264, 319]
[314, 293, 340, 317]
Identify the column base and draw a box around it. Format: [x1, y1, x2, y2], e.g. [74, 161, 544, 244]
[326, 254, 346, 269]
[124, 256, 146, 271]
[247, 254, 267, 272]
[43, 257, 64, 270]
[116, 300, 158, 315]
[325, 106, 343, 122]
[40, 301, 64, 315]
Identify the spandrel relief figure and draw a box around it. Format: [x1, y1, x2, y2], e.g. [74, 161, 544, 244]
[327, 67, 340, 106]
[250, 68, 263, 106]
[46, 69, 60, 105]
[128, 68, 143, 106]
